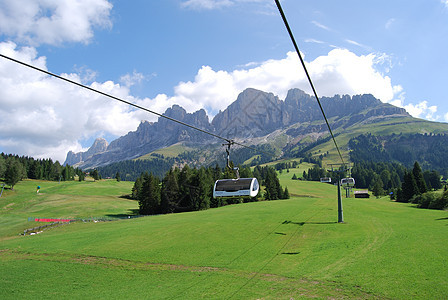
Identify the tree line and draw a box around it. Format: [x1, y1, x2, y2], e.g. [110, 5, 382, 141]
[394, 161, 447, 210]
[132, 164, 289, 215]
[300, 158, 446, 210]
[0, 153, 84, 189]
[348, 133, 448, 176]
[95, 157, 175, 181]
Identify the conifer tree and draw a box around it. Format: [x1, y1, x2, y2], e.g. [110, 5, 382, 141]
[412, 162, 427, 194]
[402, 170, 419, 202]
[160, 168, 179, 213]
[5, 158, 24, 190]
[138, 173, 161, 215]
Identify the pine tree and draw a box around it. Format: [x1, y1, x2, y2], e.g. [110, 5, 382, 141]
[412, 162, 427, 194]
[402, 171, 419, 202]
[283, 187, 290, 199]
[5, 158, 24, 190]
[0, 155, 5, 178]
[138, 173, 161, 215]
[160, 169, 179, 213]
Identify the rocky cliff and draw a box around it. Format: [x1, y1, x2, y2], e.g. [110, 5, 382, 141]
[65, 88, 410, 169]
[64, 138, 108, 166]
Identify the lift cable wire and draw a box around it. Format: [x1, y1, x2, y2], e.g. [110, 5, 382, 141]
[0, 53, 273, 158]
[274, 0, 346, 168]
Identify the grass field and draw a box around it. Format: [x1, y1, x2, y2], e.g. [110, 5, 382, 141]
[0, 177, 447, 299]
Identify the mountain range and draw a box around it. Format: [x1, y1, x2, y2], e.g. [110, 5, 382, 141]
[64, 87, 434, 169]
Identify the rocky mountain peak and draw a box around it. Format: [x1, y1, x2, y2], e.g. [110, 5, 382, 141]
[65, 88, 411, 169]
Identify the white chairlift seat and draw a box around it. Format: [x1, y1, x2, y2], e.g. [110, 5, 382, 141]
[341, 177, 355, 187]
[320, 177, 331, 183]
[213, 178, 259, 198]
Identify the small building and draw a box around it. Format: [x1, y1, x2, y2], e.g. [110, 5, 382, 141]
[354, 190, 370, 198]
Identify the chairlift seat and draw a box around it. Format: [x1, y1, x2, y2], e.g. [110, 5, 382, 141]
[341, 177, 355, 187]
[320, 177, 331, 183]
[213, 178, 259, 198]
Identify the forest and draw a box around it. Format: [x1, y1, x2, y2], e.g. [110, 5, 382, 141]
[348, 133, 448, 175]
[132, 164, 289, 215]
[0, 153, 84, 189]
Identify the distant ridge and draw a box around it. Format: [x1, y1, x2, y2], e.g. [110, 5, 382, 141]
[65, 88, 410, 169]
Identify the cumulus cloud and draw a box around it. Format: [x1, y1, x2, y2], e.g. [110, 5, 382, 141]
[0, 42, 139, 162]
[173, 48, 401, 116]
[0, 0, 113, 46]
[404, 101, 438, 121]
[0, 42, 431, 162]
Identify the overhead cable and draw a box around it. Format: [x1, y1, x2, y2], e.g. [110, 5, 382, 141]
[274, 0, 346, 167]
[0, 53, 273, 158]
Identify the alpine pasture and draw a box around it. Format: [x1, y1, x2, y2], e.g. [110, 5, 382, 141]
[1, 174, 447, 299]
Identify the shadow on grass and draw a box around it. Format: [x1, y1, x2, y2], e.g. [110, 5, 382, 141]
[282, 220, 337, 225]
[436, 217, 448, 221]
[106, 209, 140, 219]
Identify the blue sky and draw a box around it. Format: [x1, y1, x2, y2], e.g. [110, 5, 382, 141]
[0, 0, 447, 162]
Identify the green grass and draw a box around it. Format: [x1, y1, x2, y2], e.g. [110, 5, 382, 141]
[0, 178, 447, 299]
[0, 179, 136, 239]
[137, 143, 194, 160]
[315, 116, 448, 166]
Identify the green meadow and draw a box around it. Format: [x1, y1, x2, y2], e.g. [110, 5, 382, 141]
[0, 176, 447, 299]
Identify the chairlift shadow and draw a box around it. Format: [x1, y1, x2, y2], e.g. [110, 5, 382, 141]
[105, 209, 139, 218]
[282, 220, 337, 225]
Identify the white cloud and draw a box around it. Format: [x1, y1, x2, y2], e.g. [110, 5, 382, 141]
[120, 71, 146, 88]
[345, 39, 371, 51]
[181, 0, 275, 13]
[311, 21, 332, 31]
[181, 0, 234, 10]
[0, 0, 113, 46]
[0, 42, 139, 162]
[173, 49, 401, 117]
[404, 101, 438, 121]
[0, 42, 433, 162]
[305, 38, 325, 44]
[385, 18, 396, 29]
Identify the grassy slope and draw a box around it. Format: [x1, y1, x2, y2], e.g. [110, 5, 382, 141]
[0, 179, 136, 239]
[317, 116, 448, 165]
[0, 177, 447, 299]
[136, 143, 194, 160]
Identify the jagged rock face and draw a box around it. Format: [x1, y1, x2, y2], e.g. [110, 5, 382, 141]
[63, 138, 108, 166]
[212, 88, 283, 138]
[69, 106, 213, 169]
[65, 88, 410, 169]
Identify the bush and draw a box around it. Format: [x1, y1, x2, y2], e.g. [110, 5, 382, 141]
[415, 191, 448, 210]
[415, 192, 435, 209]
[428, 191, 448, 210]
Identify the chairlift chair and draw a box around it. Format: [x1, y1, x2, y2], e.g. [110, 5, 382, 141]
[213, 177, 259, 198]
[213, 141, 260, 199]
[320, 177, 331, 183]
[341, 177, 355, 188]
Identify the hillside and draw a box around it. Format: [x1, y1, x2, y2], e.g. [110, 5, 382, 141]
[1, 178, 447, 298]
[65, 88, 417, 169]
